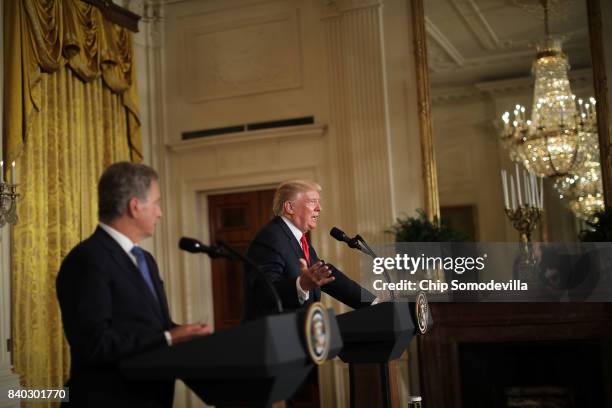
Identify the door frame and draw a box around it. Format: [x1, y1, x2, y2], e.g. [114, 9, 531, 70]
[200, 186, 277, 330]
[187, 170, 318, 330]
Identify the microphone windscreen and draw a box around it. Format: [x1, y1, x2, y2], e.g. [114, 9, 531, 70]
[179, 237, 203, 253]
[330, 227, 348, 242]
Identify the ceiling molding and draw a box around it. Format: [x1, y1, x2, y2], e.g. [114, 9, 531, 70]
[425, 17, 465, 67]
[428, 40, 588, 75]
[475, 67, 593, 95]
[450, 0, 499, 51]
[432, 68, 594, 104]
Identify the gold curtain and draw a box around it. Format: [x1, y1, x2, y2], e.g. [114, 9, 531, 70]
[3, 0, 142, 398]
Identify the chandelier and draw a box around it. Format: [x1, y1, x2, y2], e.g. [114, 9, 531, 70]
[499, 0, 603, 221]
[499, 0, 599, 178]
[553, 130, 604, 220]
[500, 37, 597, 177]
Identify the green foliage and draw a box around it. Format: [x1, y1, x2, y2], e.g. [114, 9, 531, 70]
[579, 207, 612, 242]
[388, 209, 469, 242]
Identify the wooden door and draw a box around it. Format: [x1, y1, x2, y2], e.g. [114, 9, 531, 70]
[208, 189, 275, 332]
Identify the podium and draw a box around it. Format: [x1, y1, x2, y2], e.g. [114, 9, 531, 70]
[336, 301, 425, 408]
[121, 309, 342, 406]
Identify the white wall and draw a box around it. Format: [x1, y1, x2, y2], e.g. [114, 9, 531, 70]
[433, 95, 508, 241]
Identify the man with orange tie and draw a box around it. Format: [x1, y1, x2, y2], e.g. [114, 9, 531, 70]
[243, 180, 375, 321]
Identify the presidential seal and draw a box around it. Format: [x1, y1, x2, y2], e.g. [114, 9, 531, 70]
[304, 302, 331, 364]
[415, 291, 430, 334]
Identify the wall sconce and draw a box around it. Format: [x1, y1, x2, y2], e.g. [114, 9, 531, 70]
[0, 160, 19, 228]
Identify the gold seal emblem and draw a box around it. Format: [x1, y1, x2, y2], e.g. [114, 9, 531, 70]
[304, 302, 330, 364]
[415, 291, 430, 334]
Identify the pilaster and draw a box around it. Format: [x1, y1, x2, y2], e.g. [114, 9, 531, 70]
[323, 0, 394, 244]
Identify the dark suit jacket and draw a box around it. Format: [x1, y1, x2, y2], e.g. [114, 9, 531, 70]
[56, 227, 176, 408]
[243, 217, 375, 320]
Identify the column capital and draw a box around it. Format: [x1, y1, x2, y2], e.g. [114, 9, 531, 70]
[117, 0, 163, 48]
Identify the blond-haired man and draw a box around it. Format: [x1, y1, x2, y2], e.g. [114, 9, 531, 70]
[243, 180, 375, 320]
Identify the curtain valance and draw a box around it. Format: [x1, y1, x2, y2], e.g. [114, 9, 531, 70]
[4, 0, 141, 164]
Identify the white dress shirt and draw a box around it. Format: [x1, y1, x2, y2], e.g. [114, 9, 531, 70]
[278, 218, 380, 306]
[99, 223, 173, 346]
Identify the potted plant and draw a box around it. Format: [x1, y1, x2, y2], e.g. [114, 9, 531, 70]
[387, 210, 471, 297]
[387, 209, 468, 243]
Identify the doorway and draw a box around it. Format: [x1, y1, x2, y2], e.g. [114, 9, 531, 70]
[207, 189, 276, 332]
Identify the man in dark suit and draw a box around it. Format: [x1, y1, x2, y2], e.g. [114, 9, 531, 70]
[243, 179, 376, 321]
[56, 162, 211, 408]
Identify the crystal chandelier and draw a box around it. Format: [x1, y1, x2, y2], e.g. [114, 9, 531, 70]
[499, 0, 598, 178]
[500, 37, 597, 177]
[499, 0, 603, 221]
[553, 130, 604, 220]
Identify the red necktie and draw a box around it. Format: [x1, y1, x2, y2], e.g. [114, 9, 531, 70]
[300, 234, 310, 265]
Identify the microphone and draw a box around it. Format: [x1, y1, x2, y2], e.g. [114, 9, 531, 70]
[330, 227, 395, 299]
[179, 237, 224, 258]
[330, 227, 361, 249]
[178, 237, 284, 314]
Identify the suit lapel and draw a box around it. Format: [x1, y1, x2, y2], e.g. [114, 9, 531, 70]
[274, 217, 321, 300]
[274, 217, 307, 266]
[94, 228, 164, 322]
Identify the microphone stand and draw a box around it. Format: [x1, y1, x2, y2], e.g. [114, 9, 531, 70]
[216, 240, 284, 314]
[350, 235, 396, 301]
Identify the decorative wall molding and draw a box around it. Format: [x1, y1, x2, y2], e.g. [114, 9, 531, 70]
[181, 8, 302, 102]
[129, 0, 163, 48]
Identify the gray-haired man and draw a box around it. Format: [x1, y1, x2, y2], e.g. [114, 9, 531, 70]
[57, 162, 211, 408]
